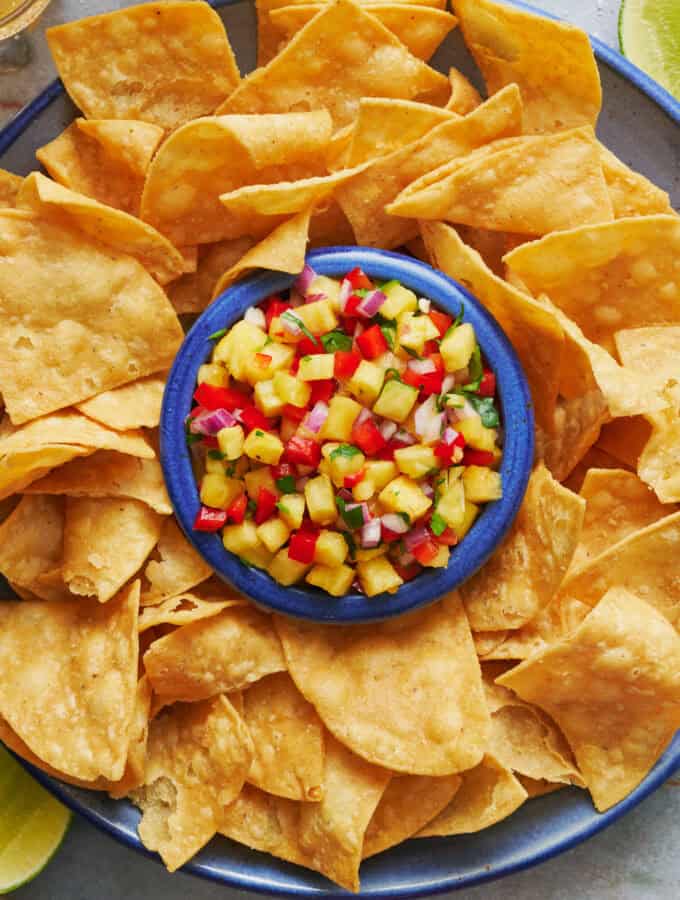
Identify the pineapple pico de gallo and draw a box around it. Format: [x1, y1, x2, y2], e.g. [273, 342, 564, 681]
[187, 265, 503, 598]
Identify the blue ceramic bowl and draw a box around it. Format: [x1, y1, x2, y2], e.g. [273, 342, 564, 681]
[160, 247, 534, 623]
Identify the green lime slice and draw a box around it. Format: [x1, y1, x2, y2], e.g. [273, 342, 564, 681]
[619, 0, 680, 99]
[0, 746, 71, 894]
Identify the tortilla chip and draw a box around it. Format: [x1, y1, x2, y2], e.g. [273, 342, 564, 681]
[420, 221, 563, 432]
[276, 594, 490, 775]
[144, 606, 286, 702]
[614, 325, 680, 395]
[336, 84, 522, 249]
[452, 0, 601, 133]
[166, 238, 255, 314]
[362, 773, 461, 858]
[138, 589, 246, 633]
[220, 783, 306, 866]
[75, 373, 166, 431]
[243, 672, 325, 801]
[269, 4, 457, 60]
[140, 111, 331, 247]
[141, 518, 213, 605]
[389, 127, 613, 235]
[211, 207, 313, 299]
[446, 67, 481, 114]
[46, 1, 240, 131]
[25, 451, 171, 515]
[0, 496, 69, 602]
[63, 497, 163, 602]
[476, 601, 564, 662]
[0, 581, 139, 781]
[518, 777, 566, 799]
[461, 464, 585, 631]
[131, 694, 253, 872]
[499, 587, 680, 811]
[0, 212, 183, 425]
[572, 468, 676, 569]
[638, 416, 680, 504]
[218, 0, 449, 129]
[36, 119, 164, 216]
[417, 754, 527, 836]
[562, 446, 628, 494]
[599, 146, 675, 219]
[535, 389, 610, 482]
[473, 629, 507, 657]
[504, 215, 680, 355]
[0, 169, 22, 208]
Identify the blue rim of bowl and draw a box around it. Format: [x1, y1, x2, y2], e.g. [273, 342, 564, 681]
[160, 246, 534, 623]
[0, 0, 679, 895]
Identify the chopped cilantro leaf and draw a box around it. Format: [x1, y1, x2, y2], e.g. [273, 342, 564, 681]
[207, 449, 225, 460]
[245, 499, 257, 518]
[275, 475, 297, 493]
[468, 396, 500, 428]
[430, 511, 447, 536]
[321, 330, 352, 352]
[461, 344, 483, 393]
[281, 311, 319, 345]
[207, 327, 227, 341]
[397, 511, 411, 525]
[254, 429, 265, 437]
[330, 444, 361, 461]
[380, 322, 397, 350]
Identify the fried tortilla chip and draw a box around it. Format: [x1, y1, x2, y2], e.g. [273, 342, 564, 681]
[362, 773, 461, 858]
[276, 594, 490, 775]
[218, 0, 449, 128]
[138, 590, 246, 633]
[452, 0, 601, 133]
[498, 587, 680, 811]
[476, 600, 564, 662]
[0, 496, 69, 602]
[220, 783, 306, 866]
[638, 415, 680, 505]
[46, 1, 240, 131]
[36, 119, 164, 216]
[0, 169, 22, 208]
[130, 695, 253, 872]
[140, 111, 331, 246]
[166, 238, 255, 314]
[389, 127, 613, 235]
[614, 326, 680, 408]
[535, 389, 610, 482]
[25, 451, 171, 515]
[144, 606, 286, 701]
[141, 518, 213, 605]
[243, 672, 325, 801]
[75, 373, 166, 431]
[472, 629, 508, 657]
[518, 777, 565, 799]
[562, 446, 627, 494]
[63, 497, 163, 602]
[599, 146, 675, 219]
[504, 215, 680, 355]
[0, 212, 183, 425]
[0, 581, 139, 781]
[420, 221, 564, 432]
[461, 464, 585, 631]
[446, 67, 481, 114]
[336, 84, 522, 249]
[417, 754, 527, 836]
[596, 416, 653, 470]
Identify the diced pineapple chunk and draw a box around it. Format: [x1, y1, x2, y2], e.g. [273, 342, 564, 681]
[364, 461, 398, 490]
[217, 425, 245, 460]
[314, 530, 348, 567]
[298, 354, 335, 381]
[276, 492, 305, 529]
[306, 564, 355, 596]
[254, 380, 285, 417]
[423, 544, 449, 568]
[223, 521, 272, 568]
[269, 315, 299, 344]
[440, 322, 476, 373]
[357, 556, 403, 597]
[244, 429, 284, 464]
[321, 442, 341, 459]
[457, 500, 480, 538]
[200, 473, 243, 509]
[352, 480, 375, 502]
[379, 476, 432, 521]
[372, 379, 418, 423]
[380, 281, 418, 320]
[309, 275, 341, 310]
[213, 321, 266, 379]
[197, 362, 229, 387]
[463, 466, 502, 503]
[457, 417, 497, 452]
[205, 454, 226, 474]
[268, 548, 310, 585]
[293, 298, 338, 335]
[304, 474, 336, 525]
[354, 546, 387, 562]
[257, 517, 291, 553]
[393, 445, 439, 479]
[347, 361, 385, 405]
[280, 416, 298, 442]
[397, 312, 439, 354]
[272, 371, 311, 407]
[436, 479, 466, 529]
[320, 396, 362, 441]
[328, 446, 364, 486]
[243, 342, 296, 384]
[244, 466, 277, 500]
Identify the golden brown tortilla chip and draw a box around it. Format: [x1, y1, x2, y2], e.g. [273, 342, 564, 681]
[518, 776, 566, 798]
[498, 587, 680, 811]
[141, 518, 213, 605]
[446, 67, 481, 114]
[637, 415, 680, 505]
[562, 446, 627, 494]
[166, 238, 255, 314]
[138, 590, 246, 633]
[0, 169, 22, 208]
[243, 672, 325, 801]
[46, 1, 240, 131]
[0, 212, 183, 425]
[276, 595, 490, 775]
[596, 416, 653, 470]
[144, 606, 286, 701]
[461, 464, 585, 631]
[599, 146, 675, 219]
[220, 783, 306, 866]
[218, 0, 449, 129]
[63, 497, 163, 602]
[452, 0, 601, 133]
[0, 496, 69, 602]
[75, 373, 166, 431]
[0, 581, 139, 781]
[535, 389, 610, 482]
[130, 695, 253, 872]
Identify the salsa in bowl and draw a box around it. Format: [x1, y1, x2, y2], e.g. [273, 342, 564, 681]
[161, 247, 534, 622]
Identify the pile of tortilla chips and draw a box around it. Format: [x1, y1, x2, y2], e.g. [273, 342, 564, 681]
[0, 0, 679, 891]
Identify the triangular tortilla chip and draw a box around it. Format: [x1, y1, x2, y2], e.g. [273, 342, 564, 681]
[75, 373, 166, 431]
[535, 389, 610, 482]
[138, 588, 246, 633]
[637, 414, 680, 504]
[0, 495, 69, 602]
[446, 66, 481, 114]
[599, 145, 674, 219]
[0, 169, 22, 208]
[141, 518, 213, 605]
[220, 783, 307, 866]
[167, 238, 255, 314]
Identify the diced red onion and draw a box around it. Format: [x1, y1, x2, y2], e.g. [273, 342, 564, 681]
[244, 306, 266, 328]
[338, 279, 352, 312]
[337, 487, 353, 502]
[442, 426, 460, 446]
[408, 357, 436, 375]
[379, 420, 398, 441]
[281, 314, 302, 337]
[421, 482, 434, 498]
[418, 297, 431, 314]
[304, 292, 326, 305]
[355, 407, 372, 427]
[381, 513, 409, 534]
[361, 519, 382, 548]
[414, 396, 445, 444]
[305, 401, 329, 434]
[393, 428, 416, 446]
[356, 289, 386, 318]
[404, 525, 429, 552]
[345, 502, 370, 526]
[441, 374, 456, 393]
[190, 407, 236, 435]
[295, 476, 309, 492]
[293, 263, 316, 296]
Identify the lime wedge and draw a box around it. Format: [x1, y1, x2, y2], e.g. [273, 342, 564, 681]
[619, 0, 680, 99]
[0, 746, 71, 894]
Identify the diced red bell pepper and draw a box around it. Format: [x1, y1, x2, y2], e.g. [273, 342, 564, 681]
[282, 403, 308, 423]
[393, 560, 423, 581]
[254, 487, 278, 525]
[271, 462, 296, 481]
[309, 379, 335, 405]
[290, 356, 300, 375]
[193, 505, 227, 532]
[343, 469, 365, 489]
[334, 350, 362, 379]
[411, 536, 441, 565]
[434, 432, 465, 464]
[428, 309, 453, 338]
[381, 524, 403, 543]
[264, 297, 291, 330]
[226, 493, 247, 524]
[284, 435, 322, 467]
[240, 406, 273, 433]
[462, 448, 495, 466]
[423, 340, 440, 355]
[356, 324, 388, 360]
[478, 369, 496, 397]
[403, 367, 444, 397]
[343, 294, 364, 319]
[352, 417, 387, 457]
[288, 529, 318, 564]
[377, 435, 414, 460]
[344, 267, 373, 291]
[436, 527, 459, 547]
[202, 435, 219, 449]
[193, 383, 248, 411]
[296, 335, 323, 355]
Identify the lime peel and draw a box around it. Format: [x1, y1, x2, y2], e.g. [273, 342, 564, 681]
[619, 0, 680, 99]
